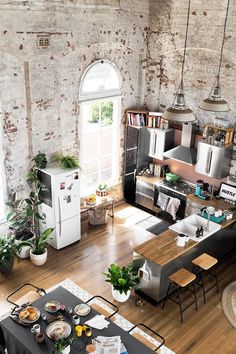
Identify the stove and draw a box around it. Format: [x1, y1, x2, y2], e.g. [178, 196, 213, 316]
[159, 180, 195, 196]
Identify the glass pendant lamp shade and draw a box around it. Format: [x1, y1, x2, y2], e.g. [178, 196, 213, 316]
[199, 0, 230, 112]
[162, 0, 196, 123]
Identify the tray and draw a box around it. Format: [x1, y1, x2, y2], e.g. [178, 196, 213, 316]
[201, 211, 225, 223]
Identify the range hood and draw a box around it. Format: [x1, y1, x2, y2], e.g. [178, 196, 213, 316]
[163, 123, 197, 165]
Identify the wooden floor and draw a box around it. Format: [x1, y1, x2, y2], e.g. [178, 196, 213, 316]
[1, 203, 236, 354]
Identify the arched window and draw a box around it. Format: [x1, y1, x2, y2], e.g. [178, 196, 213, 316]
[79, 60, 122, 197]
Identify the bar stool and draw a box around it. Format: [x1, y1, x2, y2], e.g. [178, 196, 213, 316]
[162, 268, 198, 323]
[192, 253, 219, 304]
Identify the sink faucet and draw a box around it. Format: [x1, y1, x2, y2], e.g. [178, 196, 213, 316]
[202, 206, 215, 232]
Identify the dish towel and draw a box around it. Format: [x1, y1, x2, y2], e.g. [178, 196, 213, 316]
[85, 314, 110, 330]
[166, 196, 181, 221]
[157, 192, 170, 211]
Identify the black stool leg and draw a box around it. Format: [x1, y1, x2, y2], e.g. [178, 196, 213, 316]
[177, 286, 183, 323]
[214, 266, 219, 293]
[192, 282, 198, 311]
[199, 269, 206, 304]
[162, 282, 172, 310]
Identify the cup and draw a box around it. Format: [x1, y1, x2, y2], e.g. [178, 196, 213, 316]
[35, 332, 45, 343]
[175, 234, 186, 247]
[67, 307, 73, 314]
[75, 325, 82, 337]
[149, 163, 154, 174]
[72, 314, 80, 325]
[31, 324, 41, 335]
[84, 326, 92, 337]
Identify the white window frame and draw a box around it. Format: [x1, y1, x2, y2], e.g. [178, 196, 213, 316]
[79, 59, 122, 197]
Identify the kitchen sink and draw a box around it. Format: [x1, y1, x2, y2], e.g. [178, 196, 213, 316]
[169, 214, 222, 242]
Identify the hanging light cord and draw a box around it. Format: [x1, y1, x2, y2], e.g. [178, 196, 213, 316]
[217, 0, 230, 78]
[181, 0, 191, 82]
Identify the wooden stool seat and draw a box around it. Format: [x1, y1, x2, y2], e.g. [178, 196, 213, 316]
[16, 291, 41, 305]
[192, 253, 218, 270]
[90, 303, 113, 319]
[169, 268, 196, 287]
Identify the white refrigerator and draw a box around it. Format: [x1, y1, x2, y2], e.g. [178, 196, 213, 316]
[38, 165, 81, 249]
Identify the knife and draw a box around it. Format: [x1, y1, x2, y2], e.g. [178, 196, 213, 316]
[10, 315, 31, 327]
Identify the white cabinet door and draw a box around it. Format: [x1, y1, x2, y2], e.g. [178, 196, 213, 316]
[148, 129, 165, 160]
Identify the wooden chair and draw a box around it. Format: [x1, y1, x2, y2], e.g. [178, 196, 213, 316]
[7, 283, 46, 309]
[128, 323, 165, 352]
[192, 253, 219, 304]
[162, 268, 198, 323]
[86, 295, 118, 319]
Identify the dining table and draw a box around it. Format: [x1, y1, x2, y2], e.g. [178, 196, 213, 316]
[0, 286, 156, 354]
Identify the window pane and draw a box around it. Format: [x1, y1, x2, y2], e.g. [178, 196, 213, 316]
[81, 132, 99, 161]
[101, 130, 113, 155]
[101, 168, 112, 181]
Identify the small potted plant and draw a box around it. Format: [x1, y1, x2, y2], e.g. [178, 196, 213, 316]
[6, 192, 34, 258]
[103, 263, 140, 302]
[0, 235, 19, 274]
[53, 337, 74, 354]
[32, 152, 47, 169]
[96, 183, 109, 200]
[54, 152, 80, 169]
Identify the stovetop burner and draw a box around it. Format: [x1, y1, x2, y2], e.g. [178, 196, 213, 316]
[160, 180, 195, 196]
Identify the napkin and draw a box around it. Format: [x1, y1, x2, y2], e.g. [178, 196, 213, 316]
[85, 314, 110, 330]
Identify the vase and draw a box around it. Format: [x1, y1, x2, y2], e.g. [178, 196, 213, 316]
[0, 257, 14, 274]
[62, 345, 70, 354]
[30, 248, 47, 266]
[112, 287, 131, 302]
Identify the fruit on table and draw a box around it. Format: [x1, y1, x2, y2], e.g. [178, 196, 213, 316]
[86, 195, 96, 203]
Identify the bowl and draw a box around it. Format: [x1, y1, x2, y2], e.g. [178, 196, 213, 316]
[165, 173, 179, 182]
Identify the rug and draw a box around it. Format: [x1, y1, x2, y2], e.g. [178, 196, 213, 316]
[135, 215, 171, 236]
[222, 281, 236, 328]
[0, 279, 175, 354]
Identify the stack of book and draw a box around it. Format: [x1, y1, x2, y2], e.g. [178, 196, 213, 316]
[127, 112, 147, 126]
[147, 112, 163, 128]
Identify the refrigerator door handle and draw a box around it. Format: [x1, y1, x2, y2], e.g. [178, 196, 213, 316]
[206, 148, 213, 173]
[58, 197, 62, 238]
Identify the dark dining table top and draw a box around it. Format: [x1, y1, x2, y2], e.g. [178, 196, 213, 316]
[1, 286, 155, 354]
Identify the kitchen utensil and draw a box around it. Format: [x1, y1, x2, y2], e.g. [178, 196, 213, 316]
[74, 303, 91, 316]
[18, 307, 40, 323]
[72, 314, 80, 325]
[46, 320, 71, 340]
[165, 173, 179, 182]
[44, 301, 61, 313]
[31, 324, 41, 334]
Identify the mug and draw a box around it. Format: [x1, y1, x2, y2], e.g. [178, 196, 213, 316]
[35, 332, 45, 343]
[175, 234, 186, 247]
[31, 324, 41, 335]
[72, 314, 80, 325]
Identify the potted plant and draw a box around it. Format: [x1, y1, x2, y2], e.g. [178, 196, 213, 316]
[54, 152, 79, 169]
[6, 192, 34, 258]
[103, 263, 140, 302]
[0, 235, 19, 274]
[18, 159, 54, 266]
[53, 337, 74, 354]
[32, 152, 47, 169]
[96, 183, 109, 200]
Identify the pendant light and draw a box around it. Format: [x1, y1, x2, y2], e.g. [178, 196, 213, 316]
[162, 0, 196, 123]
[199, 0, 230, 112]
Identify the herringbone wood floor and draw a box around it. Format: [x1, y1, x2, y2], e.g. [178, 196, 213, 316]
[1, 203, 236, 354]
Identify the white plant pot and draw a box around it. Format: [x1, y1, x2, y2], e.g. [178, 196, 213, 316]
[112, 287, 131, 302]
[62, 345, 70, 354]
[15, 238, 33, 259]
[30, 248, 47, 266]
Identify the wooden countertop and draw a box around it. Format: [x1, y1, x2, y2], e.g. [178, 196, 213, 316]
[136, 175, 164, 184]
[134, 195, 236, 267]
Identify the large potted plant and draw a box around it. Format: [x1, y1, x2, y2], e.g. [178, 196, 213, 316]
[19, 156, 53, 266]
[53, 337, 74, 354]
[0, 235, 19, 274]
[6, 192, 34, 258]
[103, 263, 140, 302]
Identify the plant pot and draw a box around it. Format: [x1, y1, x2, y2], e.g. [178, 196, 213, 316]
[30, 248, 47, 266]
[62, 345, 70, 354]
[112, 287, 131, 302]
[0, 257, 14, 274]
[15, 233, 34, 259]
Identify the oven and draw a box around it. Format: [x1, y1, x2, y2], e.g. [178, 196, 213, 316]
[154, 185, 187, 220]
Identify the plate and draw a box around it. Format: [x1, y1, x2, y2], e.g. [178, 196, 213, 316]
[44, 301, 61, 313]
[18, 306, 40, 323]
[46, 320, 71, 340]
[74, 303, 91, 316]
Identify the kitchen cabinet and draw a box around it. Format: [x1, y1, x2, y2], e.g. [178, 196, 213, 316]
[135, 178, 155, 211]
[148, 128, 174, 160]
[195, 141, 232, 179]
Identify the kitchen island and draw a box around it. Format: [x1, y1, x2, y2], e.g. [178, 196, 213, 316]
[133, 196, 236, 302]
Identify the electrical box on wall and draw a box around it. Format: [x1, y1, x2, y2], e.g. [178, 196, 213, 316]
[37, 35, 50, 48]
